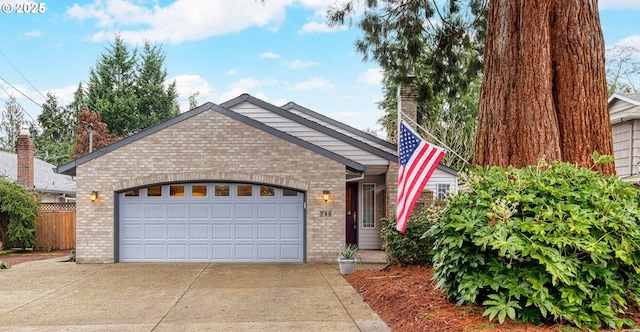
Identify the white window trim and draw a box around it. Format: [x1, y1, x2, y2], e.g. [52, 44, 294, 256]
[361, 183, 376, 229]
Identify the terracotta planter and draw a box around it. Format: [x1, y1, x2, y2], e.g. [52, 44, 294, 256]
[338, 258, 356, 275]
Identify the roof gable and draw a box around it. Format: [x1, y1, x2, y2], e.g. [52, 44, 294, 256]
[609, 93, 640, 124]
[56, 102, 365, 176]
[222, 94, 397, 163]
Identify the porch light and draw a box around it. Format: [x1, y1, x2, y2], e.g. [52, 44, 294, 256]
[323, 190, 330, 202]
[90, 191, 98, 202]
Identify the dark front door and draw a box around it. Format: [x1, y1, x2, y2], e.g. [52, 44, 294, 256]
[346, 182, 358, 245]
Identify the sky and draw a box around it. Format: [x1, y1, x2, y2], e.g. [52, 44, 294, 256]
[1, 0, 640, 138]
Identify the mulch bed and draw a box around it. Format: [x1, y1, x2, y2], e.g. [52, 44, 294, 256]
[344, 265, 640, 332]
[0, 250, 71, 266]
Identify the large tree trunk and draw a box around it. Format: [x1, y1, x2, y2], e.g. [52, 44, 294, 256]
[474, 0, 615, 176]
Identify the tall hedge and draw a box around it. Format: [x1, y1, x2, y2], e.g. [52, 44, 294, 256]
[428, 155, 640, 329]
[0, 177, 38, 249]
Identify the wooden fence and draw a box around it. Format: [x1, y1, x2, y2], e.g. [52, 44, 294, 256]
[35, 203, 76, 251]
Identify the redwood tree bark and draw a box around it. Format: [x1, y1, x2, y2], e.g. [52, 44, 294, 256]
[473, 0, 615, 175]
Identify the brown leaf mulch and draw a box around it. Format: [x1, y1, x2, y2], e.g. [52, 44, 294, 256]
[0, 250, 71, 266]
[344, 265, 640, 332]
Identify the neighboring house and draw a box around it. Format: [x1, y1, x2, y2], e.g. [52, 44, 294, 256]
[0, 133, 76, 203]
[609, 93, 640, 182]
[55, 91, 457, 264]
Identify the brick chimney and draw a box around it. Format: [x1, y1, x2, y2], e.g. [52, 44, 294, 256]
[16, 129, 34, 190]
[397, 76, 418, 125]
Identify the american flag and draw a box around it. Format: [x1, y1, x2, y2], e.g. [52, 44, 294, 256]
[397, 120, 445, 233]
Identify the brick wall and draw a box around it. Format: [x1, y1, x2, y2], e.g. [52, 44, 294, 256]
[16, 133, 34, 190]
[76, 110, 346, 263]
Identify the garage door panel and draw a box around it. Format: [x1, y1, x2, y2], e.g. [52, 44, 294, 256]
[212, 224, 232, 239]
[122, 224, 142, 240]
[234, 203, 254, 218]
[167, 224, 187, 240]
[257, 203, 277, 218]
[144, 244, 164, 259]
[280, 244, 302, 260]
[235, 224, 255, 239]
[144, 204, 164, 219]
[121, 244, 142, 260]
[189, 203, 209, 219]
[212, 245, 233, 260]
[212, 204, 232, 218]
[167, 203, 187, 219]
[189, 224, 209, 239]
[122, 204, 143, 219]
[167, 244, 187, 260]
[189, 244, 209, 260]
[144, 224, 164, 240]
[280, 223, 302, 240]
[235, 244, 255, 260]
[119, 184, 304, 263]
[280, 203, 301, 218]
[257, 224, 277, 239]
[257, 244, 277, 260]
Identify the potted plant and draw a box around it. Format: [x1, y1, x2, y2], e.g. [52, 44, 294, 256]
[337, 243, 359, 275]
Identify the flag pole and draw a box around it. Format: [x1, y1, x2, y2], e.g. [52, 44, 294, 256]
[399, 110, 471, 166]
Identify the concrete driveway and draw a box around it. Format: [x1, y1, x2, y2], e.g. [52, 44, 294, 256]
[0, 259, 389, 331]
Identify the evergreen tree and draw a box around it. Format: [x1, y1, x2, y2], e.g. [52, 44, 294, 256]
[34, 93, 77, 166]
[86, 35, 139, 136]
[136, 40, 180, 128]
[0, 95, 26, 153]
[328, 0, 486, 170]
[82, 35, 179, 136]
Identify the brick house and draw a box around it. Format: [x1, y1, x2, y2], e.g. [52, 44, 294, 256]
[55, 93, 457, 263]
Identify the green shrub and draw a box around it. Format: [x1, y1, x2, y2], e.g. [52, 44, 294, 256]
[0, 177, 38, 249]
[0, 260, 9, 269]
[382, 204, 442, 266]
[428, 154, 640, 330]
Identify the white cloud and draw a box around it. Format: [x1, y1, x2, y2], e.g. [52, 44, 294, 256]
[218, 88, 249, 103]
[66, 0, 296, 44]
[299, 21, 347, 34]
[616, 35, 640, 50]
[599, 0, 640, 9]
[225, 69, 239, 76]
[170, 74, 216, 112]
[291, 76, 334, 90]
[44, 85, 78, 107]
[260, 51, 281, 59]
[358, 68, 383, 85]
[229, 77, 278, 90]
[21, 29, 42, 38]
[284, 59, 319, 69]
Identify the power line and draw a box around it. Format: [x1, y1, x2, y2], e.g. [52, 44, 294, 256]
[0, 74, 44, 109]
[0, 49, 47, 102]
[0, 81, 42, 129]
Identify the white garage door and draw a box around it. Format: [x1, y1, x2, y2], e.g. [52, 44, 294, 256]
[118, 183, 305, 262]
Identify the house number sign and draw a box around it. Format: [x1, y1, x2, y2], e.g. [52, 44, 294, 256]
[320, 211, 332, 217]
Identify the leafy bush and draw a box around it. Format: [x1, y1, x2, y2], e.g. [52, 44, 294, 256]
[0, 177, 39, 249]
[382, 204, 442, 266]
[0, 260, 10, 269]
[428, 155, 640, 330]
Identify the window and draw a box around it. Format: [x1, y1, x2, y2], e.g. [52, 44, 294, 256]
[214, 185, 230, 197]
[437, 184, 451, 200]
[362, 184, 375, 228]
[147, 186, 162, 197]
[192, 185, 207, 197]
[124, 189, 140, 197]
[237, 185, 253, 197]
[170, 185, 185, 197]
[282, 189, 298, 197]
[260, 185, 275, 197]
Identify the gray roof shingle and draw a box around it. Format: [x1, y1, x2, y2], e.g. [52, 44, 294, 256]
[0, 151, 76, 194]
